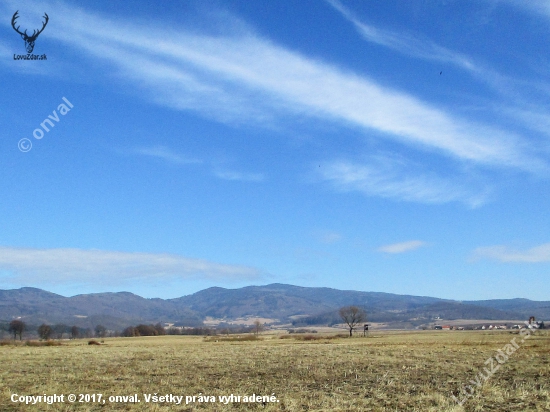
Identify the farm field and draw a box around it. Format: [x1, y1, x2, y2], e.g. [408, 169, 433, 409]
[0, 331, 549, 411]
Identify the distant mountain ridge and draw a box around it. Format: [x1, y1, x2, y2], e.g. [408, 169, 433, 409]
[0, 284, 548, 330]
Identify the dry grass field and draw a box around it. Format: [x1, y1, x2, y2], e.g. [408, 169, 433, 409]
[0, 330, 548, 411]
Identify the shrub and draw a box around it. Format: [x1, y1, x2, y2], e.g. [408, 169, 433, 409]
[25, 340, 63, 347]
[135, 324, 158, 336]
[204, 335, 262, 342]
[288, 328, 317, 334]
[0, 340, 19, 346]
[122, 323, 169, 337]
[280, 333, 347, 341]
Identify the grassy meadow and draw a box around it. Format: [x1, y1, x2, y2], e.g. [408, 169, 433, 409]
[0, 330, 549, 411]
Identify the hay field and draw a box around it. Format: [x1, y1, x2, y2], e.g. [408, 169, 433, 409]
[0, 330, 548, 411]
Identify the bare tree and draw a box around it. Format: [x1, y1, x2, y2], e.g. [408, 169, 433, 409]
[37, 324, 52, 340]
[9, 320, 26, 340]
[154, 323, 166, 336]
[122, 326, 138, 337]
[53, 324, 68, 339]
[339, 306, 366, 337]
[70, 326, 80, 339]
[94, 324, 106, 338]
[253, 319, 264, 336]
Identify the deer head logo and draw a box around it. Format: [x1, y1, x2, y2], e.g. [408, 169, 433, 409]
[11, 11, 49, 54]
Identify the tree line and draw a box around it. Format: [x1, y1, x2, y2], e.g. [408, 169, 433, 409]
[2, 320, 109, 340]
[2, 321, 222, 340]
[2, 306, 367, 340]
[121, 323, 166, 337]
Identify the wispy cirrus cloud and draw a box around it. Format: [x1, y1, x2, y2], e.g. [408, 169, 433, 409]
[326, 0, 477, 71]
[325, 0, 543, 103]
[0, 246, 262, 286]
[472, 243, 550, 263]
[496, 0, 550, 18]
[504, 107, 550, 141]
[378, 240, 427, 254]
[135, 146, 201, 165]
[213, 170, 264, 182]
[1, 0, 543, 174]
[318, 154, 491, 206]
[0, 40, 11, 57]
[133, 146, 264, 182]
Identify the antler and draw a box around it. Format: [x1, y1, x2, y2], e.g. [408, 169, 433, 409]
[29, 13, 49, 39]
[11, 11, 27, 37]
[11, 11, 49, 40]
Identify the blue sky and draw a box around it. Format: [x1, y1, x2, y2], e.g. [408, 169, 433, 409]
[1, 0, 549, 300]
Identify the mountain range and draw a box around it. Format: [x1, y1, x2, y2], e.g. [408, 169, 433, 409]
[1, 284, 548, 330]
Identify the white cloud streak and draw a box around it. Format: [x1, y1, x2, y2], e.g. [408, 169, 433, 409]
[1, 0, 543, 173]
[213, 170, 264, 182]
[133, 146, 264, 182]
[0, 246, 262, 285]
[318, 154, 491, 206]
[326, 0, 477, 71]
[472, 243, 550, 263]
[378, 240, 427, 254]
[0, 40, 11, 56]
[497, 0, 550, 18]
[135, 146, 201, 165]
[325, 0, 540, 108]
